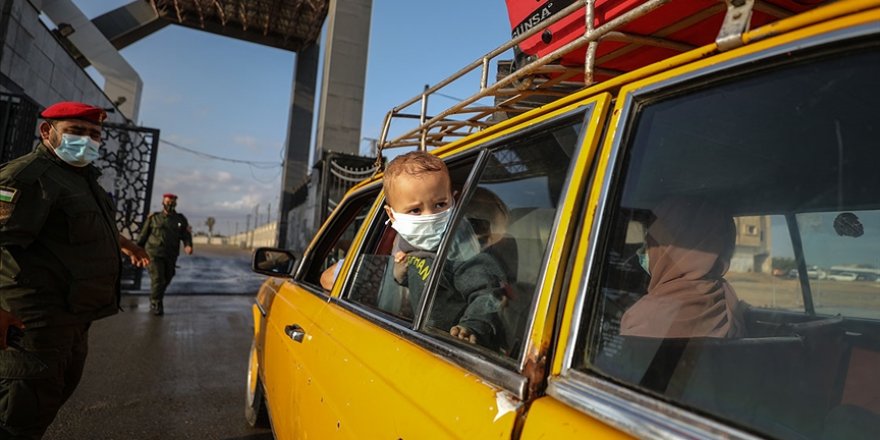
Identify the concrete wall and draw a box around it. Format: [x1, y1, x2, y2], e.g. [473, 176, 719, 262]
[0, 0, 122, 122]
[228, 222, 279, 249]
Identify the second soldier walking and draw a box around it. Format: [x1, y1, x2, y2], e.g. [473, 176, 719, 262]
[138, 193, 193, 315]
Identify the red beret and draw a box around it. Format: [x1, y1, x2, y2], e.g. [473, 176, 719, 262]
[40, 101, 107, 124]
[163, 193, 178, 199]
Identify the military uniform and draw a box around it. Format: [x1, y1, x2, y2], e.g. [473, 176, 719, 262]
[0, 144, 121, 438]
[137, 207, 192, 314]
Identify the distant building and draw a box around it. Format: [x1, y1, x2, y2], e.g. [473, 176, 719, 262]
[731, 216, 772, 273]
[228, 222, 279, 249]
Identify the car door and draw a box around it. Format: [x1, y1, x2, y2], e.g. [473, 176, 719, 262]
[524, 8, 880, 439]
[285, 99, 608, 438]
[262, 188, 379, 439]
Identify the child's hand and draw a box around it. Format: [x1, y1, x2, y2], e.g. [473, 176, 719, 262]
[393, 251, 407, 263]
[450, 325, 477, 344]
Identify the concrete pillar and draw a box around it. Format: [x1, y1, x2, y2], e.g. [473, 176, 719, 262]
[315, 0, 372, 157]
[277, 43, 319, 248]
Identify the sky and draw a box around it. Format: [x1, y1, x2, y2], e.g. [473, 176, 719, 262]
[72, 1, 512, 236]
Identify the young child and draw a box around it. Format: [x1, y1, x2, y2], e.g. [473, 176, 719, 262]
[384, 151, 508, 348]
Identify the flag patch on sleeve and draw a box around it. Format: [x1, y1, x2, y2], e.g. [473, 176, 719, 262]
[0, 186, 19, 225]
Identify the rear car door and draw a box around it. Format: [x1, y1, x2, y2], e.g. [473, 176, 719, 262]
[286, 98, 608, 438]
[524, 7, 880, 439]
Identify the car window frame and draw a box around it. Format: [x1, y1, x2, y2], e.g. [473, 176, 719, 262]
[550, 21, 880, 440]
[293, 182, 384, 296]
[329, 107, 596, 399]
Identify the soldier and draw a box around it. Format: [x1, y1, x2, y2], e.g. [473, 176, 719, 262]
[138, 193, 193, 315]
[0, 101, 150, 438]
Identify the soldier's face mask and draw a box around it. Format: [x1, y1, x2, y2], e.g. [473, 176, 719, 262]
[50, 125, 101, 167]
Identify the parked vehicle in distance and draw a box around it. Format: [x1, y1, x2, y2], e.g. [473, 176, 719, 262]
[808, 267, 828, 280]
[828, 272, 858, 282]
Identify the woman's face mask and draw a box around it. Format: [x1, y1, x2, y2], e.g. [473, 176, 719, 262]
[52, 130, 101, 167]
[389, 206, 452, 251]
[637, 245, 651, 275]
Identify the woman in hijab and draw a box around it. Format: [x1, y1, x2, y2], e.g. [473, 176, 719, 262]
[620, 198, 746, 338]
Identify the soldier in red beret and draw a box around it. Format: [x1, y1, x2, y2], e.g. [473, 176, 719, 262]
[0, 101, 150, 437]
[137, 192, 194, 315]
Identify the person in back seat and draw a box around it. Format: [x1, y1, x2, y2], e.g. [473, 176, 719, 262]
[464, 187, 516, 282]
[620, 197, 746, 338]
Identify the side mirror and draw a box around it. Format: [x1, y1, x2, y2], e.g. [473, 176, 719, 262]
[252, 247, 296, 278]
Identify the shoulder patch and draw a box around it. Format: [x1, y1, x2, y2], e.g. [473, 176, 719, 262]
[0, 186, 19, 225]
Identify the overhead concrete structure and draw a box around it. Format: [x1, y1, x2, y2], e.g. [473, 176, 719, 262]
[147, 0, 328, 52]
[36, 0, 144, 120]
[277, 0, 372, 248]
[314, 0, 372, 159]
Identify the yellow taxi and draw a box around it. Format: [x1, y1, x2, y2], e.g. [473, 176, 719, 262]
[247, 1, 880, 438]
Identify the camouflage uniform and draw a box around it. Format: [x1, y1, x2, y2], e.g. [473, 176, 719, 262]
[0, 145, 121, 439]
[137, 209, 192, 314]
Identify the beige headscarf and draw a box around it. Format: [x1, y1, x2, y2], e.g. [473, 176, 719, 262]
[620, 198, 746, 338]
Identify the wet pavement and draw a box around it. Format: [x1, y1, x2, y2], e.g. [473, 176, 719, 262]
[132, 244, 268, 296]
[43, 246, 275, 439]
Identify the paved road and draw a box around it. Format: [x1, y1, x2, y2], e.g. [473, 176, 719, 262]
[43, 245, 276, 439]
[133, 244, 268, 296]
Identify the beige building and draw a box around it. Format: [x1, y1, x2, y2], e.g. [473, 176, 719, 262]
[731, 216, 772, 273]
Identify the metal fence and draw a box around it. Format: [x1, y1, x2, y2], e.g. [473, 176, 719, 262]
[0, 93, 39, 163]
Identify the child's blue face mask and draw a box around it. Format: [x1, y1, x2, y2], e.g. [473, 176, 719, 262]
[388, 206, 452, 251]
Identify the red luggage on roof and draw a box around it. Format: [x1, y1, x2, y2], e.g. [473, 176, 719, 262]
[504, 0, 827, 82]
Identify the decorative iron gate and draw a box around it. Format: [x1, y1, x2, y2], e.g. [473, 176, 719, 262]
[285, 151, 376, 254]
[0, 93, 39, 163]
[96, 122, 160, 290]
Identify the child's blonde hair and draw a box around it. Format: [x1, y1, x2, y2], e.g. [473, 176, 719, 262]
[383, 151, 449, 198]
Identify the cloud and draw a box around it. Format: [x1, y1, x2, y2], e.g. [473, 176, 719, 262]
[233, 135, 259, 150]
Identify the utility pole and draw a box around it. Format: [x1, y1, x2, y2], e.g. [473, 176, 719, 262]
[253, 204, 260, 248]
[363, 137, 378, 156]
[245, 214, 251, 249]
[267, 203, 271, 224]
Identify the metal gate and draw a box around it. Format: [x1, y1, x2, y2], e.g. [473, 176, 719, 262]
[96, 122, 160, 290]
[284, 151, 376, 254]
[0, 93, 39, 163]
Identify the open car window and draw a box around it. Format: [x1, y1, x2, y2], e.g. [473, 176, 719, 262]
[297, 188, 378, 292]
[574, 41, 880, 439]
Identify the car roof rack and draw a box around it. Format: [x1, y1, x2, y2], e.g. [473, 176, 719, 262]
[375, 0, 805, 162]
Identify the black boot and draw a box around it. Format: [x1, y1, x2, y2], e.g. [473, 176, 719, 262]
[152, 301, 164, 316]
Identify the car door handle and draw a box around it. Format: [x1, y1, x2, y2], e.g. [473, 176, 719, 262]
[284, 324, 306, 343]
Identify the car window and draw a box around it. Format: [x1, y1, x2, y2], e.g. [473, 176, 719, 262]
[797, 210, 880, 320]
[422, 120, 580, 360]
[345, 157, 478, 322]
[298, 188, 378, 291]
[574, 44, 880, 440]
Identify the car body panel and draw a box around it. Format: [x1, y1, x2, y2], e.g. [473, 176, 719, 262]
[520, 396, 633, 439]
[288, 299, 520, 439]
